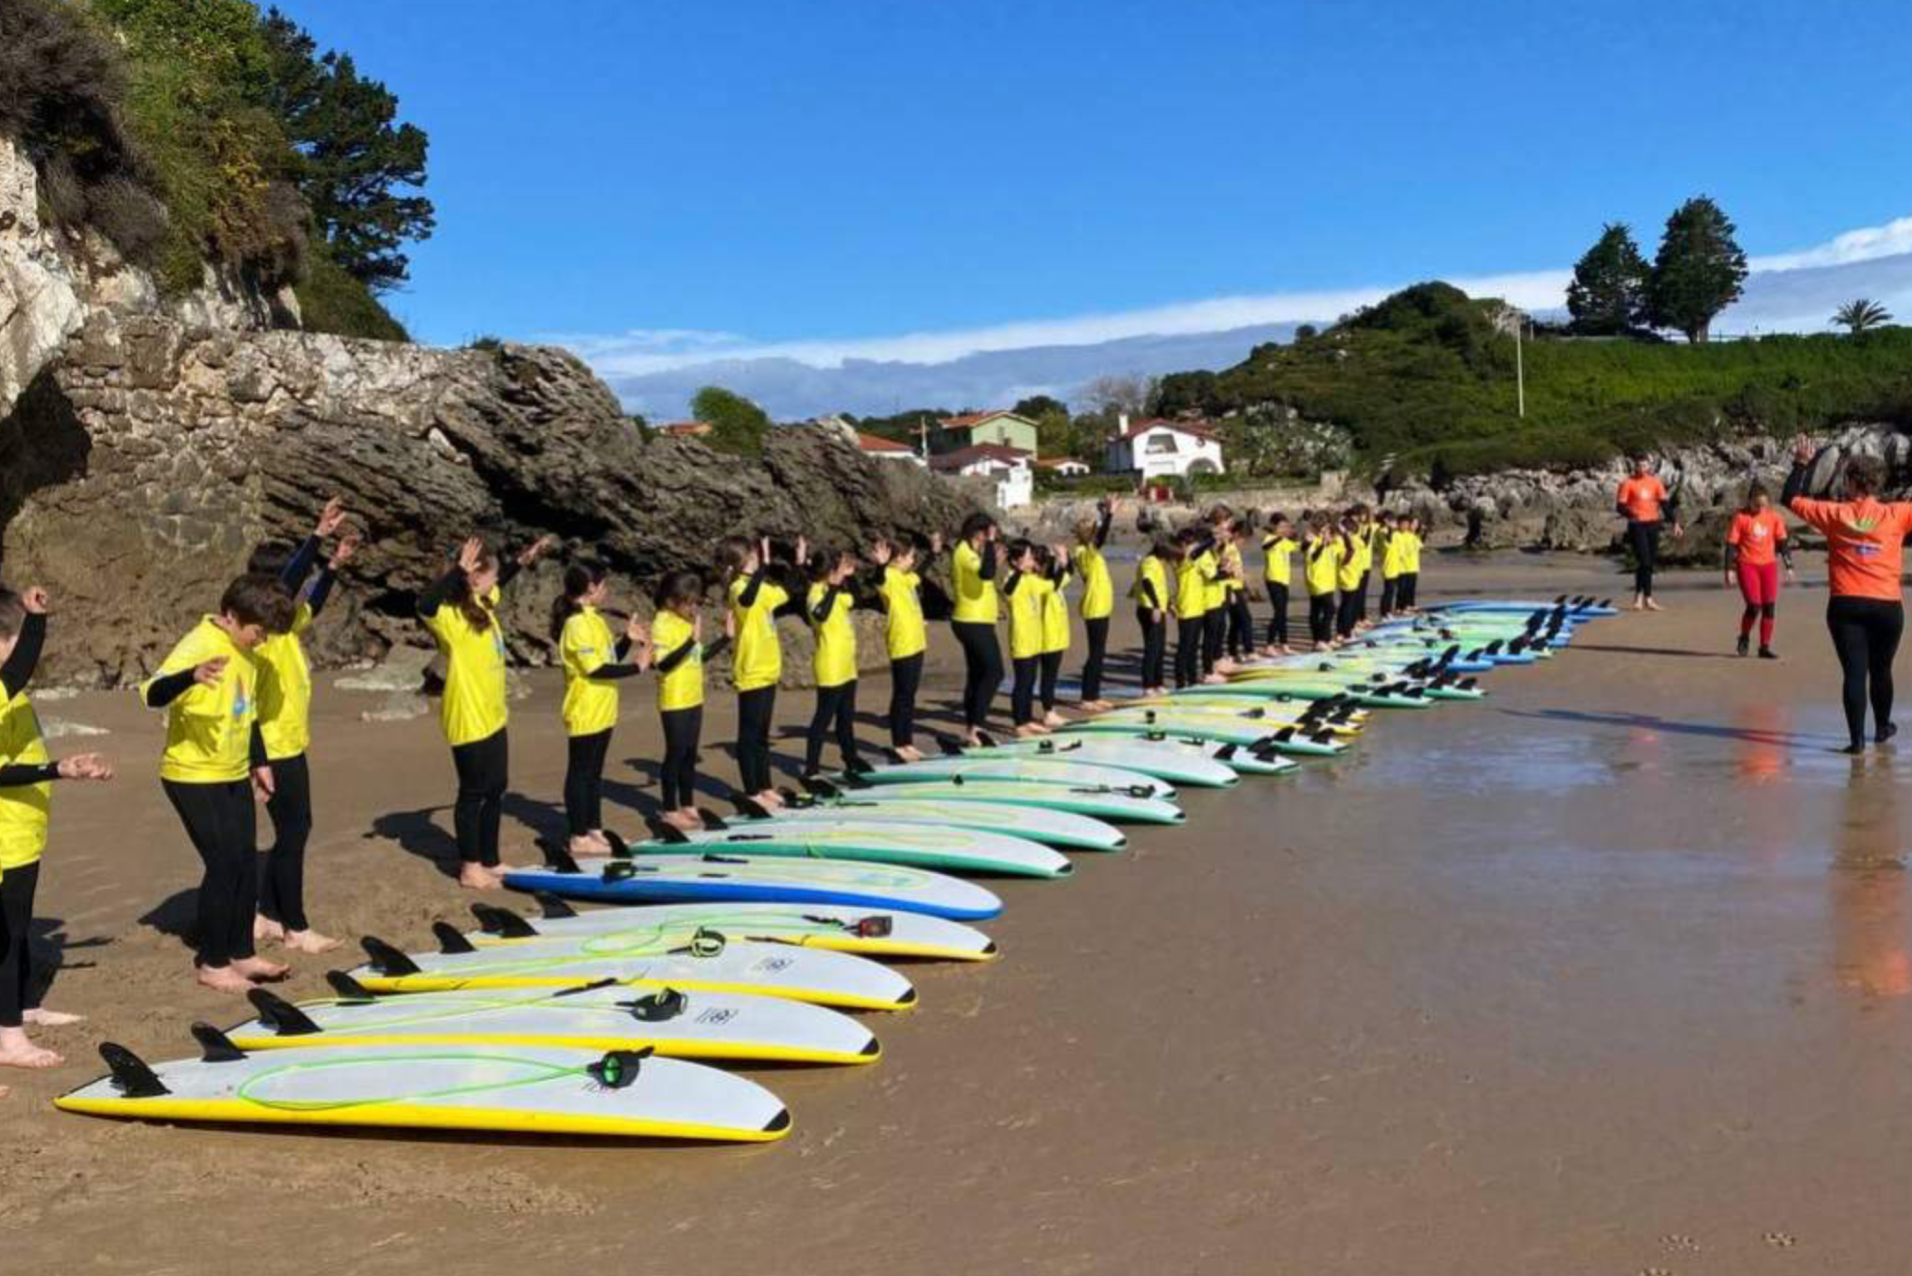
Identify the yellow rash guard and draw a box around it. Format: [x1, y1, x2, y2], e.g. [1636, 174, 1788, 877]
[729, 573, 788, 693]
[808, 582, 857, 688]
[560, 606, 622, 735]
[254, 603, 314, 761]
[951, 540, 999, 623]
[144, 618, 262, 782]
[421, 588, 509, 747]
[880, 566, 927, 661]
[651, 608, 705, 711]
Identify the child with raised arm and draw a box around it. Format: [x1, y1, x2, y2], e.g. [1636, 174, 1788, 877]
[0, 586, 113, 1074]
[416, 533, 553, 890]
[552, 560, 648, 853]
[1037, 543, 1073, 727]
[638, 571, 732, 831]
[253, 498, 358, 954]
[144, 574, 295, 992]
[1260, 511, 1298, 654]
[1072, 499, 1115, 711]
[720, 533, 807, 807]
[870, 532, 935, 762]
[803, 548, 867, 777]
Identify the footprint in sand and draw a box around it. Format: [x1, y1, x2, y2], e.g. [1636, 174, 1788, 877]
[1640, 1266, 1675, 1276]
[1658, 1234, 1702, 1252]
[1763, 1230, 1797, 1248]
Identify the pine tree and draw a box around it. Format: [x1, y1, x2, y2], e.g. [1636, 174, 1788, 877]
[1646, 197, 1748, 343]
[260, 8, 435, 292]
[1564, 223, 1648, 335]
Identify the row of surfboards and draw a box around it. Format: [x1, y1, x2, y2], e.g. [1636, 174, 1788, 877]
[56, 595, 1612, 1142]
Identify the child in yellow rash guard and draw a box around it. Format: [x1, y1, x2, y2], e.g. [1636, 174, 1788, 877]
[720, 533, 805, 806]
[1335, 514, 1367, 640]
[803, 548, 867, 777]
[1071, 499, 1116, 708]
[551, 560, 647, 852]
[1260, 511, 1299, 653]
[1037, 544, 1073, 726]
[1305, 517, 1343, 647]
[642, 571, 733, 832]
[1002, 540, 1049, 734]
[1397, 518, 1425, 611]
[871, 532, 936, 760]
[1131, 536, 1175, 695]
[0, 587, 111, 1070]
[949, 513, 1005, 745]
[417, 534, 552, 890]
[1377, 511, 1405, 618]
[1172, 529, 1215, 689]
[143, 573, 294, 993]
[1221, 519, 1256, 663]
[251, 498, 360, 955]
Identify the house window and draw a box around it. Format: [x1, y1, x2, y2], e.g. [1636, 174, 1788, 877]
[1144, 433, 1180, 455]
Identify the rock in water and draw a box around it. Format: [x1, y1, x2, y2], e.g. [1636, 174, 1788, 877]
[0, 310, 984, 685]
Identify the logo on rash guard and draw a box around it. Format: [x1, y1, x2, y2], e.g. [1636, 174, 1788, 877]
[1847, 516, 1881, 534]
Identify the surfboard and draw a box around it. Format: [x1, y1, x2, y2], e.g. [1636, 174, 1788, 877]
[1060, 715, 1347, 755]
[463, 898, 1000, 961]
[345, 927, 918, 1009]
[817, 778, 1185, 825]
[847, 757, 1176, 800]
[504, 851, 1004, 921]
[740, 796, 1127, 851]
[57, 1027, 790, 1142]
[948, 738, 1241, 788]
[1125, 698, 1368, 735]
[226, 980, 880, 1066]
[629, 819, 1072, 879]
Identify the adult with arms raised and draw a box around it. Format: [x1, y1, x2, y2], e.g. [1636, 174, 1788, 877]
[1782, 438, 1912, 754]
[1617, 454, 1684, 611]
[950, 513, 1005, 746]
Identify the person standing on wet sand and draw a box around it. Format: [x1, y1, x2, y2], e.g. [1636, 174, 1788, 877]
[0, 586, 114, 1078]
[1782, 439, 1912, 754]
[417, 533, 554, 890]
[1616, 454, 1684, 610]
[1723, 482, 1794, 659]
[143, 574, 296, 992]
[950, 514, 1005, 746]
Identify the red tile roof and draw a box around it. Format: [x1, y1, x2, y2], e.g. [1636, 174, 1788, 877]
[938, 410, 1030, 432]
[1117, 417, 1216, 442]
[857, 432, 915, 453]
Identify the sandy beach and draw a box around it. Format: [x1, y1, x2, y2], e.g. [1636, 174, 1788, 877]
[8, 549, 1912, 1275]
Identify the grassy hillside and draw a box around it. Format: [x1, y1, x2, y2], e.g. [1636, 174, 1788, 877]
[1153, 283, 1912, 479]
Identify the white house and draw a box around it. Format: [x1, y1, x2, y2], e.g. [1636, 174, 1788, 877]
[1036, 457, 1091, 479]
[930, 443, 1034, 509]
[856, 431, 927, 467]
[1105, 416, 1225, 481]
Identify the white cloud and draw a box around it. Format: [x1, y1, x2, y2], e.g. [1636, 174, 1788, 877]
[1751, 216, 1912, 273]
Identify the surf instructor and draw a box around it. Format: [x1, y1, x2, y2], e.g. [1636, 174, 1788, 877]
[1782, 437, 1912, 754]
[1616, 454, 1683, 611]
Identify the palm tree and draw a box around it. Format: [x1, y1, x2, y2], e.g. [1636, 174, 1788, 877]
[1833, 298, 1892, 335]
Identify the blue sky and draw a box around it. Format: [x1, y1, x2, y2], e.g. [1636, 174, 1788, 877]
[277, 0, 1912, 381]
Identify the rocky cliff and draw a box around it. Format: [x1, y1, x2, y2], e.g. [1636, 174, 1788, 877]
[0, 133, 981, 685]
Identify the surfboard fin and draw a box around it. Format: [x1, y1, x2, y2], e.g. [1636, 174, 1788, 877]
[976, 730, 999, 747]
[360, 935, 421, 977]
[246, 988, 323, 1037]
[472, 903, 540, 939]
[735, 796, 773, 820]
[191, 1022, 247, 1064]
[604, 830, 633, 859]
[587, 1047, 654, 1090]
[648, 819, 692, 845]
[433, 921, 477, 955]
[534, 891, 578, 919]
[325, 970, 378, 1002]
[938, 739, 964, 756]
[1214, 744, 1238, 760]
[99, 1042, 170, 1098]
[536, 837, 583, 874]
[622, 988, 688, 1022]
[697, 808, 730, 830]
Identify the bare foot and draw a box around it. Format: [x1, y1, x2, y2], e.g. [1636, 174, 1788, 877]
[0, 1030, 61, 1069]
[1014, 724, 1044, 738]
[1042, 712, 1066, 728]
[254, 916, 285, 946]
[282, 929, 343, 955]
[233, 956, 290, 982]
[755, 789, 785, 808]
[1644, 598, 1664, 612]
[460, 863, 501, 890]
[23, 1008, 83, 1027]
[196, 965, 256, 994]
[586, 830, 613, 854]
[894, 745, 924, 763]
[662, 809, 702, 833]
[568, 834, 603, 858]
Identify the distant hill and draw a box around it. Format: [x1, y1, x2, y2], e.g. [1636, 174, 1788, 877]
[1152, 281, 1912, 478]
[608, 324, 1299, 420]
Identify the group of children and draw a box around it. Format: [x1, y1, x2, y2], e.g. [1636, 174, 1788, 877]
[0, 494, 1434, 1091]
[1128, 503, 1427, 694]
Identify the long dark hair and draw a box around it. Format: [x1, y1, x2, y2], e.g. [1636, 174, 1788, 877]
[550, 560, 607, 640]
[451, 543, 500, 631]
[715, 536, 755, 586]
[654, 570, 705, 614]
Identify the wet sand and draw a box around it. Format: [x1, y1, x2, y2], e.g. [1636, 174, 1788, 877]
[10, 551, 1912, 1275]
